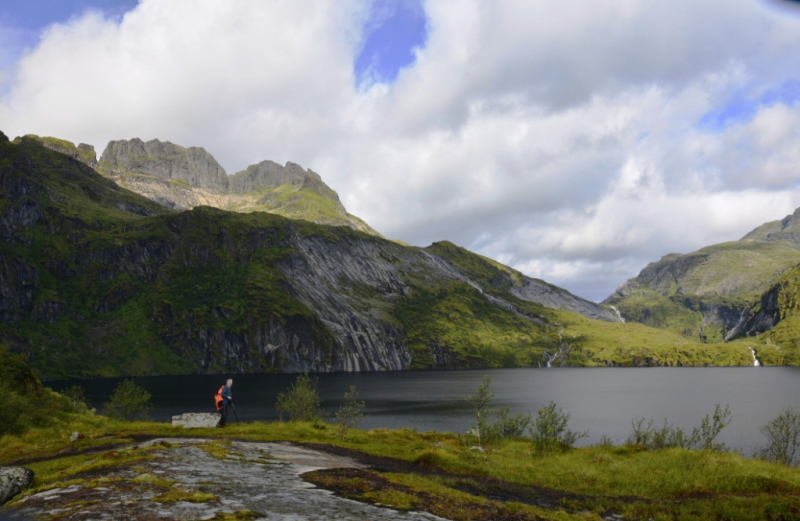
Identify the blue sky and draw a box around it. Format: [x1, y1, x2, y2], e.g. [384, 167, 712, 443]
[354, 0, 427, 86]
[2, 1, 800, 301]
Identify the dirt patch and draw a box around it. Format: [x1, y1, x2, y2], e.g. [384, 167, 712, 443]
[304, 467, 543, 521]
[297, 442, 647, 512]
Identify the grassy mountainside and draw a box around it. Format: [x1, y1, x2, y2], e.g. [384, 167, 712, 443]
[605, 218, 800, 348]
[0, 131, 771, 379]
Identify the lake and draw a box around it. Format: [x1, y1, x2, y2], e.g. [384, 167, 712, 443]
[47, 367, 800, 455]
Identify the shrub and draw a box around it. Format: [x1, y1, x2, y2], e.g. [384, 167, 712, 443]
[334, 385, 366, 438]
[626, 404, 731, 451]
[759, 407, 800, 466]
[486, 406, 532, 440]
[529, 401, 587, 454]
[63, 384, 89, 412]
[276, 374, 322, 422]
[104, 379, 152, 421]
[465, 375, 494, 448]
[465, 376, 533, 447]
[695, 403, 731, 451]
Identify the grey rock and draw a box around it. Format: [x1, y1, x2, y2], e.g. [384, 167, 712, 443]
[0, 466, 34, 505]
[100, 138, 229, 192]
[229, 160, 339, 202]
[69, 432, 85, 443]
[172, 413, 221, 428]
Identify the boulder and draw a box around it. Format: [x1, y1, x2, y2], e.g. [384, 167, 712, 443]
[0, 466, 34, 505]
[172, 413, 220, 428]
[70, 432, 85, 443]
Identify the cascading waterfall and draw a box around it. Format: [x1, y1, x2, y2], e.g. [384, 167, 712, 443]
[748, 346, 761, 366]
[610, 305, 625, 324]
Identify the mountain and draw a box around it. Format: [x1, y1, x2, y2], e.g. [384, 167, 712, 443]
[8, 131, 718, 380]
[28, 135, 378, 236]
[604, 209, 800, 362]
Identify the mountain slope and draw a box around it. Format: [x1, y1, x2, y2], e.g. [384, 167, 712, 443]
[1, 131, 761, 378]
[604, 212, 800, 343]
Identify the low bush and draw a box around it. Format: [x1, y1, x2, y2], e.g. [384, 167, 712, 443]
[760, 407, 800, 466]
[104, 379, 152, 421]
[276, 374, 322, 422]
[626, 403, 731, 451]
[529, 401, 587, 454]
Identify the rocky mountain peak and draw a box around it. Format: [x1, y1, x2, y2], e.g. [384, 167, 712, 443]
[100, 138, 229, 192]
[740, 207, 800, 247]
[229, 160, 339, 202]
[22, 134, 98, 169]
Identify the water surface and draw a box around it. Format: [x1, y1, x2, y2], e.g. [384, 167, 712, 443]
[49, 367, 800, 454]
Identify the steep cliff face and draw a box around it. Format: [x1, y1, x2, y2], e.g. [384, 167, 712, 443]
[101, 138, 229, 191]
[95, 138, 380, 235]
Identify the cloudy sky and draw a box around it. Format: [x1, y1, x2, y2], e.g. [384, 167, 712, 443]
[2, 0, 800, 302]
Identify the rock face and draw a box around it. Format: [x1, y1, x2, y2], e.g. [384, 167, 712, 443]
[172, 413, 221, 428]
[511, 278, 618, 322]
[101, 138, 229, 192]
[97, 138, 379, 235]
[0, 467, 34, 505]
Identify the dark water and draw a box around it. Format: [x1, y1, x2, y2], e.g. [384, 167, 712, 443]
[48, 367, 800, 454]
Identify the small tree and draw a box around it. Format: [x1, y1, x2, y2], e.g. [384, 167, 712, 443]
[276, 374, 322, 422]
[63, 384, 88, 412]
[692, 403, 731, 451]
[760, 407, 800, 466]
[530, 401, 587, 455]
[466, 375, 494, 448]
[104, 379, 151, 421]
[334, 385, 366, 438]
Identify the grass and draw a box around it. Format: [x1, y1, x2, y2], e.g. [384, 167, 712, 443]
[2, 413, 799, 520]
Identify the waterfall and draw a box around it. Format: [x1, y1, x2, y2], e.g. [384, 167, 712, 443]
[610, 305, 625, 324]
[748, 346, 761, 367]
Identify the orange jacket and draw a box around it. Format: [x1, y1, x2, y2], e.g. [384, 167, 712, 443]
[215, 385, 224, 410]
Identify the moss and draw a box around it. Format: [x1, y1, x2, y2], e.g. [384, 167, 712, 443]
[152, 487, 218, 503]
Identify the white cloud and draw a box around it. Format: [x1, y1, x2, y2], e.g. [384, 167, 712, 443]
[2, 0, 800, 302]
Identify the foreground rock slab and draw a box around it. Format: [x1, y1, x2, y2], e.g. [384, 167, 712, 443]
[0, 467, 34, 505]
[171, 412, 220, 428]
[6, 439, 445, 521]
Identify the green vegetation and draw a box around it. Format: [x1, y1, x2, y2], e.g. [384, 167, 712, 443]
[0, 346, 73, 436]
[334, 385, 366, 438]
[0, 359, 796, 519]
[2, 134, 796, 381]
[530, 401, 587, 455]
[2, 402, 799, 520]
[759, 408, 800, 467]
[104, 379, 152, 421]
[626, 404, 732, 452]
[275, 374, 323, 422]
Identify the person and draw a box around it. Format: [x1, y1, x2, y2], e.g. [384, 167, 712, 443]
[215, 379, 233, 427]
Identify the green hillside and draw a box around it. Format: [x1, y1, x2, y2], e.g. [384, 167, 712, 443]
[0, 131, 777, 379]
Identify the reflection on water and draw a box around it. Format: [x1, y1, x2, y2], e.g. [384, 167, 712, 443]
[48, 367, 800, 454]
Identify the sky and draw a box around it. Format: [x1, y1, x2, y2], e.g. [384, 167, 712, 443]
[2, 0, 800, 302]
